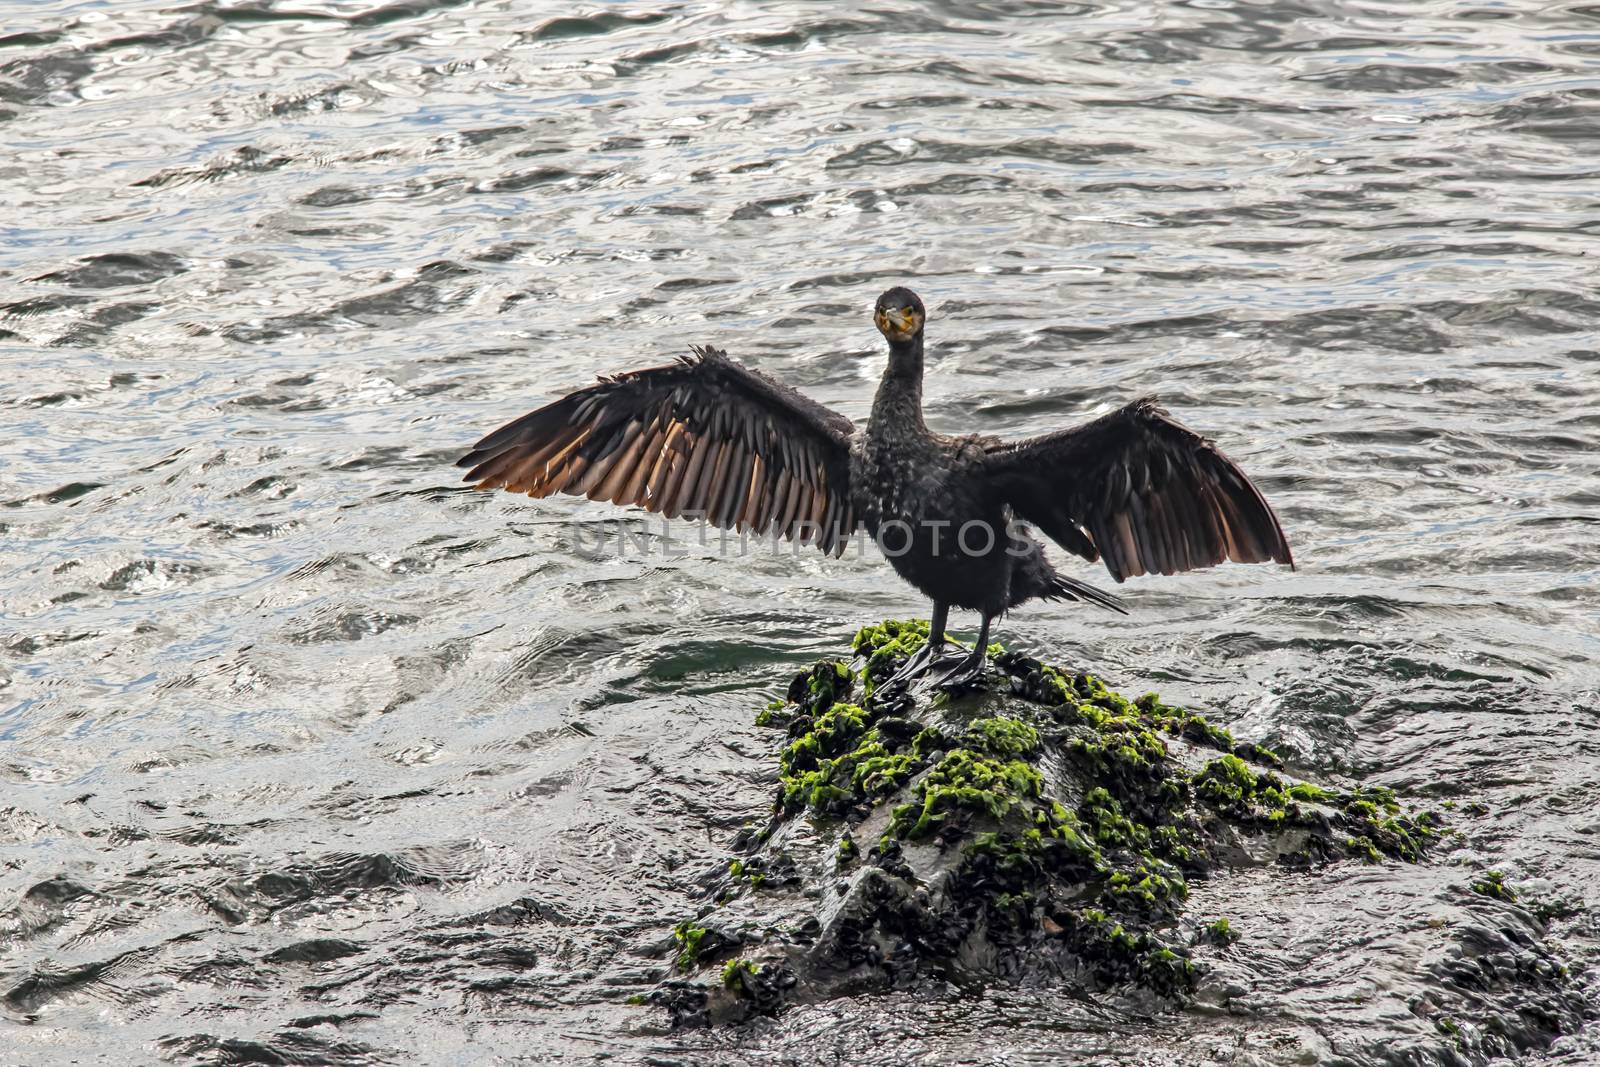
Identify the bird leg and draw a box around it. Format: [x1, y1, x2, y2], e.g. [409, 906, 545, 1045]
[935, 613, 993, 692]
[874, 602, 960, 694]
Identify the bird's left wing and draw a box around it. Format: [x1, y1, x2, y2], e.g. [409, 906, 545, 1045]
[457, 345, 860, 556]
[981, 398, 1293, 583]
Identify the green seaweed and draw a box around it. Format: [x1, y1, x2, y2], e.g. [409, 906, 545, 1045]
[1203, 917, 1239, 946]
[776, 696, 926, 817]
[837, 832, 858, 866]
[720, 958, 758, 989]
[967, 716, 1040, 758]
[1194, 753, 1259, 809]
[853, 619, 930, 695]
[754, 699, 789, 728]
[852, 618, 930, 657]
[911, 725, 952, 759]
[728, 859, 765, 888]
[1472, 869, 1517, 902]
[1068, 907, 1199, 996]
[1287, 782, 1334, 804]
[1105, 860, 1189, 915]
[776, 701, 871, 815]
[672, 921, 709, 971]
[1081, 786, 1151, 851]
[887, 749, 1043, 840]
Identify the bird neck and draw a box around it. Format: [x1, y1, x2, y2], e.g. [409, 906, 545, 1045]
[872, 335, 927, 430]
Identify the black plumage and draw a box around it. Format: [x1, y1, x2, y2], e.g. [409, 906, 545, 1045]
[457, 346, 857, 555]
[458, 285, 1293, 689]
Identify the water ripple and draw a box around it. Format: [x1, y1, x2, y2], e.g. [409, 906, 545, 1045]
[0, 0, 1597, 1063]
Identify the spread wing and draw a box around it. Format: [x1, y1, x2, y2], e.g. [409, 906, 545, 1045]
[457, 345, 859, 556]
[982, 398, 1293, 583]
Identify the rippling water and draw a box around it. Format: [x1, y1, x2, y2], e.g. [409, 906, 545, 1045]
[3, 1, 1598, 1063]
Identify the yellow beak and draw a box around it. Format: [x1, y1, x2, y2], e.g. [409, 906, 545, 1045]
[876, 306, 919, 338]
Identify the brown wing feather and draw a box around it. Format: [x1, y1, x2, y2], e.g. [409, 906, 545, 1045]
[457, 346, 858, 556]
[984, 397, 1293, 583]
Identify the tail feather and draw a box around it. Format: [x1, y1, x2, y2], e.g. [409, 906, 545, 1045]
[1042, 572, 1128, 614]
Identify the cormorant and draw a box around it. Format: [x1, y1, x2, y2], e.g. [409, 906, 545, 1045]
[457, 286, 1293, 689]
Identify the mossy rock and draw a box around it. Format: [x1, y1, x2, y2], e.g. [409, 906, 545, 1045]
[653, 620, 1453, 1027]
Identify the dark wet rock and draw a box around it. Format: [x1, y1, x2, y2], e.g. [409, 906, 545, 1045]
[1407, 912, 1590, 1065]
[646, 621, 1586, 1062]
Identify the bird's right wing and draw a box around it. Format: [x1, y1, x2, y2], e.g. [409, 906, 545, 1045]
[458, 346, 860, 556]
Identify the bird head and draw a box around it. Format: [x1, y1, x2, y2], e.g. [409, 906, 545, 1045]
[874, 287, 925, 343]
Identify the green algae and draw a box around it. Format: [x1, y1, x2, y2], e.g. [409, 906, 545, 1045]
[968, 809, 1106, 879]
[776, 700, 872, 815]
[753, 699, 787, 728]
[887, 749, 1043, 840]
[852, 618, 929, 656]
[672, 921, 709, 971]
[1066, 907, 1198, 996]
[776, 699, 922, 817]
[852, 619, 930, 695]
[1082, 787, 1151, 851]
[795, 658, 854, 709]
[836, 832, 858, 866]
[1186, 753, 1437, 862]
[728, 859, 765, 888]
[1472, 869, 1517, 902]
[911, 725, 951, 759]
[774, 659, 1046, 825]
[1346, 835, 1383, 864]
[967, 716, 1039, 758]
[1287, 782, 1334, 803]
[1106, 860, 1189, 915]
[720, 958, 758, 989]
[774, 653, 935, 817]
[1203, 917, 1239, 946]
[1195, 753, 1259, 809]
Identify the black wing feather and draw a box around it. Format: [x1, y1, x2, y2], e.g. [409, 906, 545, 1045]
[984, 397, 1293, 583]
[457, 346, 859, 556]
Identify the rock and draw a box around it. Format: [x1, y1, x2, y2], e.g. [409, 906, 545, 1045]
[651, 620, 1446, 1028]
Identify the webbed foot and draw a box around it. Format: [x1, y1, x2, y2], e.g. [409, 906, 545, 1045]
[875, 637, 961, 695]
[933, 648, 988, 692]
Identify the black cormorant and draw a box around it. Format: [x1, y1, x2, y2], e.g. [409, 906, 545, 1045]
[457, 287, 1293, 689]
